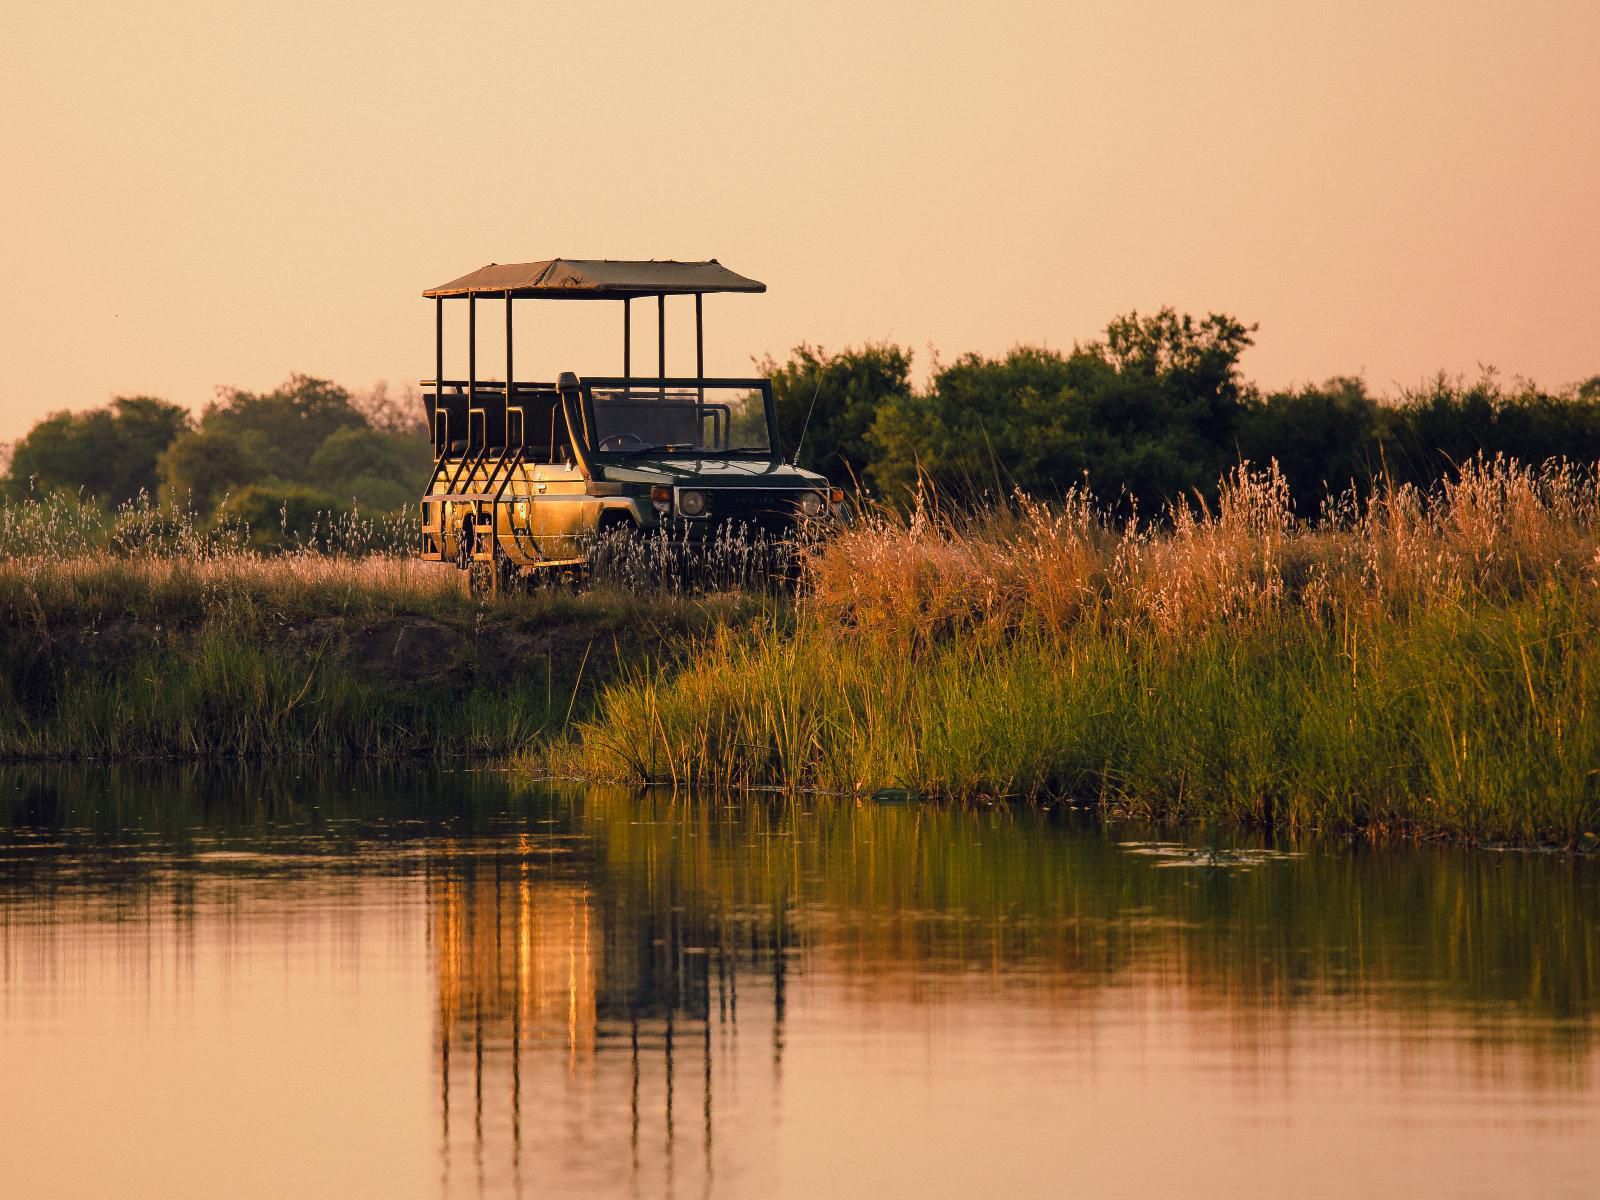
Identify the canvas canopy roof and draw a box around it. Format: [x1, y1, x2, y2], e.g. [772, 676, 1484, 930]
[423, 259, 765, 300]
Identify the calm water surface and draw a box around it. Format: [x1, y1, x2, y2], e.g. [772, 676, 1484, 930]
[1, 766, 1596, 1199]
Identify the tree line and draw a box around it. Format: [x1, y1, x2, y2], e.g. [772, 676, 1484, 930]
[1, 375, 431, 545]
[768, 310, 1600, 515]
[5, 309, 1598, 534]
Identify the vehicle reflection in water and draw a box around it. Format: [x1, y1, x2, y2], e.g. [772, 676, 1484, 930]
[1, 765, 1597, 1199]
[431, 825, 797, 1198]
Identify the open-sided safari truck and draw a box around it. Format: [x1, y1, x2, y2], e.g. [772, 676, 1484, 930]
[419, 258, 842, 594]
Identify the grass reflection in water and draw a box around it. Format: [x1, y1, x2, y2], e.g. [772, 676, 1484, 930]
[1, 765, 1596, 1197]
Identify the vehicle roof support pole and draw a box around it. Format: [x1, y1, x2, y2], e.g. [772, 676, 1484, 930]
[657, 293, 666, 384]
[695, 292, 704, 403]
[434, 297, 443, 393]
[505, 291, 515, 454]
[623, 298, 631, 383]
[468, 292, 476, 407]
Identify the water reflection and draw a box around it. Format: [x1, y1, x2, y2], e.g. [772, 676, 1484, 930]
[428, 829, 798, 1197]
[1, 766, 1597, 1199]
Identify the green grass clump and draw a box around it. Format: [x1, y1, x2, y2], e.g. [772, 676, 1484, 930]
[564, 593, 1599, 844]
[6, 458, 1600, 846]
[563, 459, 1600, 846]
[0, 549, 764, 761]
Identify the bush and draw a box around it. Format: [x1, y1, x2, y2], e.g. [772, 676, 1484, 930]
[6, 397, 190, 505]
[866, 310, 1257, 512]
[215, 482, 349, 552]
[763, 343, 913, 485]
[308, 426, 430, 511]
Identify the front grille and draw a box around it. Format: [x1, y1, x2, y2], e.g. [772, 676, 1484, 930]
[699, 488, 804, 522]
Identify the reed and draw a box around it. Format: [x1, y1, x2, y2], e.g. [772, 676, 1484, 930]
[0, 498, 764, 760]
[565, 458, 1600, 846]
[6, 462, 1599, 844]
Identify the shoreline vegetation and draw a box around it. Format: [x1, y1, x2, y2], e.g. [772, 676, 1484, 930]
[2, 455, 1598, 849]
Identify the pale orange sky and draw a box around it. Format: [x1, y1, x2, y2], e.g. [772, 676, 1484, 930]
[2, 0, 1597, 442]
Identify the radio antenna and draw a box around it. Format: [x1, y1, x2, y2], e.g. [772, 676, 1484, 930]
[791, 313, 845, 466]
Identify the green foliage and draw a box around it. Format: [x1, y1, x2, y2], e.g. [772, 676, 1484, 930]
[5, 396, 190, 504]
[308, 426, 431, 511]
[867, 345, 1082, 501]
[146, 375, 426, 520]
[759, 318, 1598, 517]
[1237, 377, 1384, 514]
[199, 373, 369, 482]
[215, 482, 349, 551]
[157, 423, 260, 512]
[1238, 373, 1600, 515]
[866, 309, 1257, 510]
[1387, 373, 1600, 486]
[763, 343, 913, 484]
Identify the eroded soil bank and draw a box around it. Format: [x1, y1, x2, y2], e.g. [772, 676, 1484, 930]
[0, 556, 761, 760]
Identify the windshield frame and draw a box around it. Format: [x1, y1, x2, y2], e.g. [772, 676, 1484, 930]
[579, 377, 782, 462]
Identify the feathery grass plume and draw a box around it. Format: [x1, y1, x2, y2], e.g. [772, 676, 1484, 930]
[571, 457, 1600, 846]
[0, 489, 766, 762]
[6, 464, 1600, 845]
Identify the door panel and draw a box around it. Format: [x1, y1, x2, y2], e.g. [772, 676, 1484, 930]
[528, 465, 596, 561]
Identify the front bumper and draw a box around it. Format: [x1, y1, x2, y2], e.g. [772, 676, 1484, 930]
[648, 486, 844, 538]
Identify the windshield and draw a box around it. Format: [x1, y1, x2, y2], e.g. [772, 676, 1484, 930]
[589, 383, 774, 456]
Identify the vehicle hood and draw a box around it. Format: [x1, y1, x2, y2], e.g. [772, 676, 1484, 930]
[601, 457, 829, 488]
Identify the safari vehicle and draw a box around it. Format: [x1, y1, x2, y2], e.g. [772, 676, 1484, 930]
[418, 258, 842, 593]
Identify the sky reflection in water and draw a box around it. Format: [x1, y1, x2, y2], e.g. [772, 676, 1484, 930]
[1, 766, 1596, 1199]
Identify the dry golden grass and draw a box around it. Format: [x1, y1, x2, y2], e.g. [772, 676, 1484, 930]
[804, 456, 1600, 642]
[7, 465, 1600, 844]
[3, 550, 464, 598]
[563, 456, 1600, 844]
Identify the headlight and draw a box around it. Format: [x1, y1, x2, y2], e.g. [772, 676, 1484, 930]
[798, 490, 826, 518]
[678, 489, 707, 517]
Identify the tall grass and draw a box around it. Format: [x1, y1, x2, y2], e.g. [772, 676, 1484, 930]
[8, 465, 1600, 844]
[0, 494, 764, 761]
[0, 488, 416, 559]
[567, 457, 1600, 845]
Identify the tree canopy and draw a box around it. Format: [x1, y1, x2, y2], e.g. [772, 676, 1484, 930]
[6, 327, 1596, 529]
[766, 315, 1597, 517]
[763, 343, 913, 485]
[864, 309, 1258, 511]
[156, 375, 430, 515]
[3, 376, 429, 524]
[6, 396, 190, 504]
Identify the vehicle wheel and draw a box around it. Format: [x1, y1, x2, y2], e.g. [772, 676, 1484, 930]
[495, 551, 523, 597]
[456, 517, 475, 573]
[590, 513, 638, 588]
[770, 541, 804, 595]
[464, 518, 507, 600]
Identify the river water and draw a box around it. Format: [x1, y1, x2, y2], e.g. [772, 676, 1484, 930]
[1, 766, 1595, 1199]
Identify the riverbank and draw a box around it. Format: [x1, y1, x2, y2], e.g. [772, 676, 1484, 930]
[0, 553, 764, 759]
[561, 460, 1600, 847]
[3, 458, 1598, 847]
[564, 592, 1598, 846]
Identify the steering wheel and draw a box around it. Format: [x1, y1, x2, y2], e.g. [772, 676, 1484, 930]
[599, 432, 645, 451]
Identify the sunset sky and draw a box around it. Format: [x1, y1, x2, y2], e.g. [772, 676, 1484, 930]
[2, 0, 1597, 442]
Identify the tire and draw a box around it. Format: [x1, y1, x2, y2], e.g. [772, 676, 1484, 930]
[588, 513, 638, 589]
[463, 517, 516, 600]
